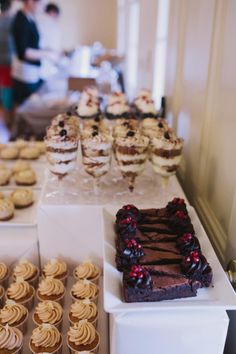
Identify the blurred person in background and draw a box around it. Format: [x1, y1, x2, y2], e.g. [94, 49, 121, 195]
[11, 0, 59, 105]
[0, 0, 14, 127]
[37, 2, 62, 80]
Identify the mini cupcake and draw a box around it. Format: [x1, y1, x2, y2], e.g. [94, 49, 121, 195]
[14, 139, 28, 150]
[13, 259, 39, 287]
[29, 324, 63, 354]
[0, 147, 19, 160]
[12, 160, 31, 174]
[0, 168, 11, 186]
[0, 300, 28, 334]
[69, 299, 98, 327]
[6, 279, 35, 310]
[67, 320, 100, 354]
[33, 301, 63, 331]
[0, 324, 23, 354]
[37, 277, 65, 305]
[19, 146, 40, 160]
[70, 280, 99, 303]
[42, 259, 68, 285]
[0, 262, 9, 288]
[0, 286, 4, 307]
[14, 169, 36, 186]
[0, 198, 15, 221]
[10, 189, 34, 209]
[73, 262, 101, 284]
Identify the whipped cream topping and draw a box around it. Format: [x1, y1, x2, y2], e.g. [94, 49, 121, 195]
[38, 277, 65, 297]
[115, 132, 149, 148]
[7, 280, 31, 301]
[136, 89, 152, 99]
[81, 131, 113, 150]
[35, 301, 62, 325]
[43, 259, 67, 278]
[75, 262, 100, 281]
[70, 300, 97, 321]
[135, 97, 157, 114]
[71, 280, 98, 300]
[68, 320, 96, 346]
[151, 131, 184, 150]
[0, 325, 23, 350]
[107, 92, 126, 105]
[31, 324, 61, 348]
[0, 262, 8, 280]
[77, 98, 100, 117]
[13, 259, 37, 281]
[0, 302, 27, 325]
[106, 101, 130, 115]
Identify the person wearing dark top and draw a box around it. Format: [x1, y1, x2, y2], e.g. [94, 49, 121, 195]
[11, 0, 56, 104]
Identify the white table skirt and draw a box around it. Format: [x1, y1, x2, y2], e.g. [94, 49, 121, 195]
[110, 310, 229, 354]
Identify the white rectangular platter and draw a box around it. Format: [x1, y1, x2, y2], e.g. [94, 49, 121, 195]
[103, 205, 236, 312]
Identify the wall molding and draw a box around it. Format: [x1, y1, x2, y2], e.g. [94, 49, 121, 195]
[194, 196, 227, 266]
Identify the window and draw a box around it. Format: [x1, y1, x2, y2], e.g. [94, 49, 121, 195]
[153, 0, 170, 108]
[126, 0, 140, 99]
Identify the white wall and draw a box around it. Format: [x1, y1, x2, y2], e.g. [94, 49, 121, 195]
[43, 0, 117, 50]
[165, 0, 236, 267]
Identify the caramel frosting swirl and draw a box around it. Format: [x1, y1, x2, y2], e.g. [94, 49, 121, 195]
[71, 280, 98, 300]
[68, 320, 96, 346]
[38, 277, 64, 296]
[0, 262, 8, 280]
[0, 324, 23, 350]
[35, 301, 62, 324]
[31, 324, 61, 348]
[70, 300, 97, 321]
[0, 302, 27, 325]
[7, 280, 31, 300]
[75, 262, 100, 281]
[43, 259, 67, 278]
[13, 259, 37, 281]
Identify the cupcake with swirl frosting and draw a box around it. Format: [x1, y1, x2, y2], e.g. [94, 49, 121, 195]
[0, 300, 28, 334]
[42, 258, 68, 285]
[70, 280, 99, 303]
[37, 277, 65, 305]
[29, 324, 63, 354]
[0, 285, 4, 307]
[13, 259, 39, 287]
[0, 262, 9, 288]
[0, 324, 23, 354]
[33, 301, 63, 331]
[69, 299, 98, 327]
[67, 320, 100, 354]
[6, 279, 35, 310]
[73, 262, 101, 284]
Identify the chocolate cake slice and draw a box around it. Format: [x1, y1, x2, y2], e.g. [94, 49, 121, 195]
[123, 266, 201, 302]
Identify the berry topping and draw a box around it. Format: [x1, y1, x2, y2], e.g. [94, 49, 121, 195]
[94, 117, 100, 122]
[92, 131, 98, 137]
[183, 233, 193, 242]
[59, 121, 64, 128]
[181, 250, 212, 287]
[92, 125, 98, 130]
[127, 131, 135, 137]
[175, 211, 188, 219]
[59, 129, 67, 137]
[172, 197, 185, 205]
[177, 233, 201, 255]
[164, 132, 170, 140]
[127, 265, 152, 289]
[158, 122, 163, 128]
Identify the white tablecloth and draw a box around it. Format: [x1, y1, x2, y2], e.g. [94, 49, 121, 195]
[110, 310, 229, 354]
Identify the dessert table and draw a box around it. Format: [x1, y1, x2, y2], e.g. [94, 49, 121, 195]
[37, 166, 236, 354]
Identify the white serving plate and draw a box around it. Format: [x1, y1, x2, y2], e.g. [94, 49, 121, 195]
[0, 189, 39, 226]
[103, 205, 236, 312]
